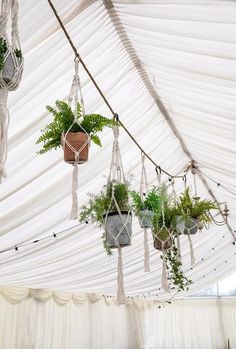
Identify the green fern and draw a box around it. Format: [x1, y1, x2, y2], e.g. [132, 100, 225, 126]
[36, 100, 117, 154]
[176, 188, 217, 223]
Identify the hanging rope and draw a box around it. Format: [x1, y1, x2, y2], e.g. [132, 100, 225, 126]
[117, 245, 126, 304]
[187, 232, 196, 266]
[161, 251, 169, 292]
[0, 0, 23, 182]
[103, 125, 132, 304]
[62, 58, 90, 219]
[139, 153, 151, 272]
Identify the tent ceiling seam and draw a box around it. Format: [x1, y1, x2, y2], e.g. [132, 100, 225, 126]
[102, 0, 235, 240]
[102, 0, 192, 159]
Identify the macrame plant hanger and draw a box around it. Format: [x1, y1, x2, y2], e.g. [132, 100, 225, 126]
[178, 170, 196, 266]
[153, 167, 171, 292]
[139, 152, 150, 272]
[62, 57, 90, 219]
[171, 178, 182, 264]
[104, 125, 132, 304]
[0, 0, 23, 182]
[159, 203, 171, 292]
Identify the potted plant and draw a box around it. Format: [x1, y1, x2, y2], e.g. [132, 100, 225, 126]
[0, 37, 23, 84]
[130, 187, 161, 228]
[176, 188, 217, 235]
[36, 100, 116, 163]
[150, 186, 177, 250]
[79, 180, 132, 255]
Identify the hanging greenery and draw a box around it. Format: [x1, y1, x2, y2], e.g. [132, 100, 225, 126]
[36, 100, 117, 154]
[79, 180, 131, 255]
[161, 239, 193, 292]
[176, 187, 217, 224]
[130, 186, 161, 215]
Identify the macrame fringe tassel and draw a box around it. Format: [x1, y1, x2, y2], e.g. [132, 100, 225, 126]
[187, 233, 196, 266]
[161, 251, 169, 292]
[70, 154, 79, 219]
[117, 245, 126, 305]
[0, 88, 9, 183]
[144, 228, 150, 272]
[177, 234, 182, 263]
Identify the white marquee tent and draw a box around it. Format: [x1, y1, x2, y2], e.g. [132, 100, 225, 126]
[0, 0, 235, 348]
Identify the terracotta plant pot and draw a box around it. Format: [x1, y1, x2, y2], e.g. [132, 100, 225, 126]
[176, 216, 198, 235]
[153, 236, 172, 251]
[104, 211, 132, 248]
[63, 132, 89, 164]
[152, 227, 172, 250]
[138, 209, 154, 229]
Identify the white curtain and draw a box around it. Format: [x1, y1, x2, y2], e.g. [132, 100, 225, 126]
[0, 287, 235, 349]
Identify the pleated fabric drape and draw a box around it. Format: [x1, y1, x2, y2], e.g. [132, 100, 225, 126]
[0, 287, 235, 349]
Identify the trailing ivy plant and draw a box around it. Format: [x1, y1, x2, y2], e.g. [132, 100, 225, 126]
[36, 100, 117, 154]
[0, 37, 22, 71]
[176, 187, 217, 224]
[79, 180, 131, 255]
[161, 237, 193, 292]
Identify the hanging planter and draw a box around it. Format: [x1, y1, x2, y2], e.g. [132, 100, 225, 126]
[153, 228, 173, 251]
[104, 211, 132, 248]
[0, 0, 24, 182]
[175, 188, 217, 235]
[130, 187, 160, 229]
[103, 180, 132, 249]
[80, 126, 131, 304]
[63, 131, 89, 164]
[80, 179, 132, 253]
[176, 216, 198, 235]
[36, 58, 116, 219]
[138, 210, 154, 229]
[1, 40, 22, 84]
[36, 100, 115, 158]
[150, 185, 175, 251]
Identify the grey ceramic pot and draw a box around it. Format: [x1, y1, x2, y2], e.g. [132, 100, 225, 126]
[176, 216, 198, 235]
[104, 211, 132, 248]
[138, 209, 154, 228]
[2, 53, 22, 84]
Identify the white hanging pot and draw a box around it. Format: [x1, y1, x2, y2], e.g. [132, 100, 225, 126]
[2, 51, 22, 85]
[104, 211, 132, 248]
[176, 216, 198, 235]
[138, 209, 154, 228]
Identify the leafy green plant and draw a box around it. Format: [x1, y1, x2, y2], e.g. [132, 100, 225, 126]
[79, 180, 131, 255]
[130, 186, 161, 215]
[36, 100, 117, 154]
[0, 37, 23, 70]
[0, 38, 7, 70]
[150, 185, 178, 232]
[148, 185, 192, 291]
[162, 240, 193, 292]
[176, 187, 217, 224]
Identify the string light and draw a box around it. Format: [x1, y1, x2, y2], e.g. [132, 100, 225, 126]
[0, 222, 85, 255]
[197, 169, 236, 197]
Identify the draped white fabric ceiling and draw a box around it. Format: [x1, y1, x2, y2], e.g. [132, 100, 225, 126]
[0, 0, 235, 298]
